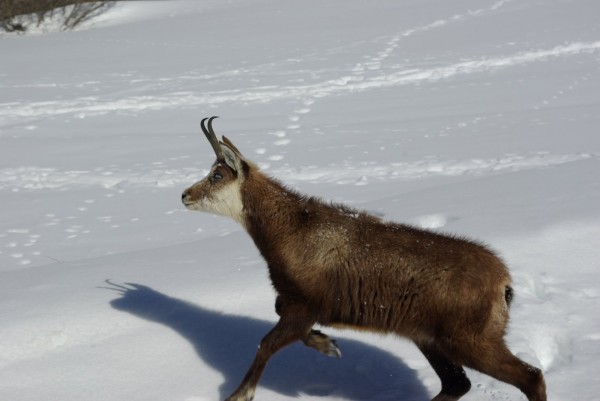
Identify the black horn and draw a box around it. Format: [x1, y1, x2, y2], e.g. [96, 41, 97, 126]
[201, 116, 225, 161]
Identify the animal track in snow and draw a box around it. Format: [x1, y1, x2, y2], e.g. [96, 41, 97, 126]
[413, 214, 449, 230]
[2, 229, 44, 267]
[533, 70, 597, 111]
[0, 152, 593, 191]
[2, 40, 598, 125]
[274, 139, 291, 146]
[532, 327, 572, 371]
[260, 97, 312, 162]
[277, 152, 595, 185]
[351, 0, 515, 76]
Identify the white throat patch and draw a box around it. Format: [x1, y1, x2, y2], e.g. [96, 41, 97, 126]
[202, 180, 246, 227]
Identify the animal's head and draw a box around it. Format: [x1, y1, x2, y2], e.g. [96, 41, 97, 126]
[182, 117, 249, 225]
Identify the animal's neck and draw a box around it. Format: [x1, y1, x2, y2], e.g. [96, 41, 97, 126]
[241, 172, 304, 251]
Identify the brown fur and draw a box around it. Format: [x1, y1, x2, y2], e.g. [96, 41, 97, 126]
[182, 131, 546, 401]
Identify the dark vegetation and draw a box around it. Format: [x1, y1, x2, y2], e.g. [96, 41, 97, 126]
[1, 0, 114, 32]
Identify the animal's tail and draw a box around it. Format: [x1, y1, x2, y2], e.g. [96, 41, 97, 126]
[505, 285, 514, 308]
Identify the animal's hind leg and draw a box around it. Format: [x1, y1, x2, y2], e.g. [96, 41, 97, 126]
[275, 295, 341, 358]
[462, 341, 546, 401]
[417, 343, 471, 401]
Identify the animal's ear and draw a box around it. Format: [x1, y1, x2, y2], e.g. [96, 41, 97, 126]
[220, 136, 245, 172]
[221, 135, 244, 157]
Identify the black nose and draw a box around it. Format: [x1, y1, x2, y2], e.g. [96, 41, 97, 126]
[181, 191, 188, 203]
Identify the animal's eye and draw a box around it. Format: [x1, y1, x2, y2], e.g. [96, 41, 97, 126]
[212, 172, 223, 181]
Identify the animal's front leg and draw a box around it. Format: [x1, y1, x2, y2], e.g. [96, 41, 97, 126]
[225, 302, 315, 401]
[275, 295, 342, 358]
[303, 329, 342, 358]
[224, 386, 256, 401]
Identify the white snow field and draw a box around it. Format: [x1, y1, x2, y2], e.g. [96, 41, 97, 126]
[1, 0, 599, 400]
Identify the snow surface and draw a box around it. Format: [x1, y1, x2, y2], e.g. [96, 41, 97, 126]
[1, 1, 599, 400]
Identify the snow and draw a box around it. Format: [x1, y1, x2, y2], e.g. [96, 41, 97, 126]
[1, 0, 599, 400]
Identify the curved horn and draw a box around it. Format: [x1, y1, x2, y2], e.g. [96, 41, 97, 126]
[201, 116, 224, 161]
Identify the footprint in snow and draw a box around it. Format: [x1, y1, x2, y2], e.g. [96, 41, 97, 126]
[413, 213, 449, 229]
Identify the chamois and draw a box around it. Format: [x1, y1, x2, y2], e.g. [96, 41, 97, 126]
[181, 117, 546, 401]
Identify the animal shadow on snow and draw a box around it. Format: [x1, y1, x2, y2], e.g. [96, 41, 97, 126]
[105, 281, 429, 401]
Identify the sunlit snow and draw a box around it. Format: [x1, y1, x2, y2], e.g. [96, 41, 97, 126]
[1, 1, 599, 400]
